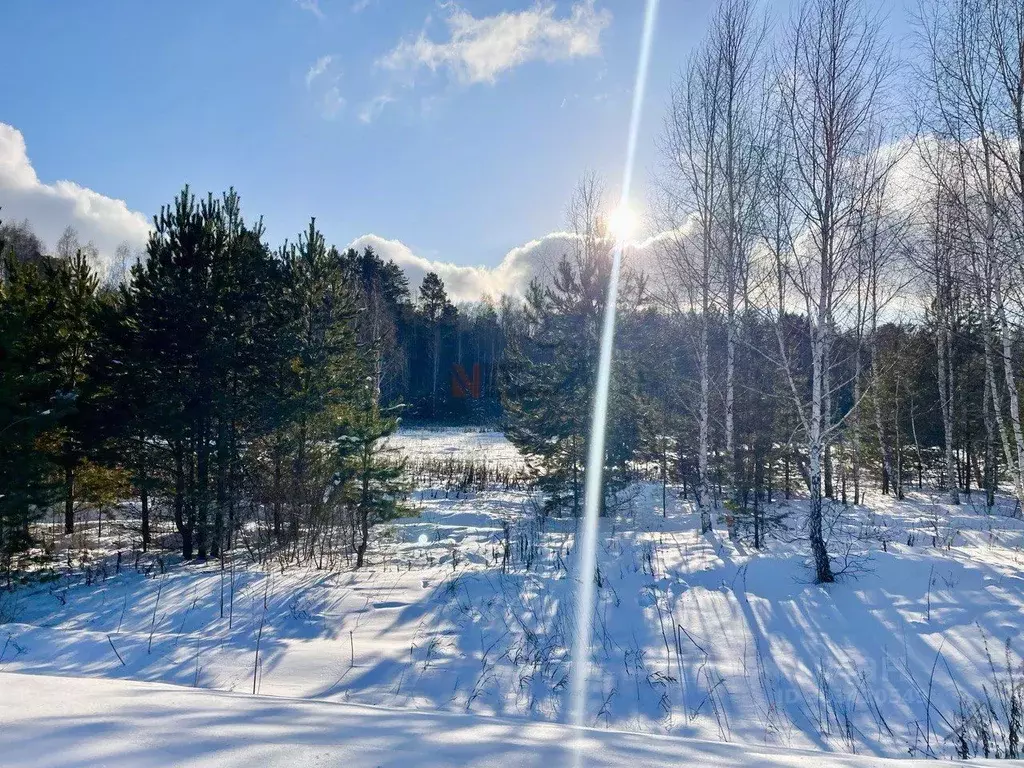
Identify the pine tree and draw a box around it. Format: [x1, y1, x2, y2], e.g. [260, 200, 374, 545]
[343, 386, 406, 569]
[125, 187, 226, 559]
[206, 193, 283, 556]
[277, 220, 361, 554]
[0, 250, 67, 576]
[504, 277, 588, 516]
[89, 285, 161, 551]
[503, 242, 644, 517]
[49, 251, 101, 535]
[418, 272, 456, 418]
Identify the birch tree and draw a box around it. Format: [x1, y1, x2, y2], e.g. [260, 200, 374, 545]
[851, 168, 915, 501]
[658, 0, 767, 531]
[771, 0, 896, 582]
[658, 29, 720, 533]
[920, 0, 1024, 510]
[912, 143, 964, 504]
[711, 0, 769, 507]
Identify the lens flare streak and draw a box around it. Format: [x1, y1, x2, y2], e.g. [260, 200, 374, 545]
[568, 1, 660, 765]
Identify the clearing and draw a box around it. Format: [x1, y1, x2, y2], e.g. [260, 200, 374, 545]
[2, 428, 1022, 763]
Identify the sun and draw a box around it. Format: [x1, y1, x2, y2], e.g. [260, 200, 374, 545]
[607, 204, 639, 242]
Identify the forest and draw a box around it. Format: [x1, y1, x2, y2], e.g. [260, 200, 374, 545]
[7, 0, 1024, 763]
[2, 0, 1024, 595]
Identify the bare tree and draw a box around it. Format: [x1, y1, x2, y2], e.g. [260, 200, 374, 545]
[658, 0, 771, 535]
[919, 0, 1024, 510]
[657, 22, 721, 533]
[108, 241, 142, 286]
[0, 218, 45, 265]
[768, 0, 897, 582]
[711, 0, 770, 512]
[911, 141, 964, 504]
[850, 167, 915, 501]
[54, 225, 81, 261]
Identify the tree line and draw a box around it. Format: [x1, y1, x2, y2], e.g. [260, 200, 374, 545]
[0, 189, 483, 573]
[503, 0, 1024, 584]
[5, 0, 1024, 587]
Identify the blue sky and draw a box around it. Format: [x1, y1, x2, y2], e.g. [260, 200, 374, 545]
[1, 0, 915, 294]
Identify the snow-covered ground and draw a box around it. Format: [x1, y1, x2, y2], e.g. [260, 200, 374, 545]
[2, 429, 1024, 762]
[0, 671, 1000, 767]
[385, 426, 525, 468]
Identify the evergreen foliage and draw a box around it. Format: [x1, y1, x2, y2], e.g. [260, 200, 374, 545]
[503, 195, 646, 517]
[0, 194, 411, 570]
[1, 147, 1022, 573]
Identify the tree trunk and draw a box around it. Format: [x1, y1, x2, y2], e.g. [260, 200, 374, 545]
[869, 330, 896, 497]
[698, 291, 712, 534]
[823, 331, 834, 501]
[63, 465, 75, 536]
[852, 345, 863, 506]
[725, 308, 737, 501]
[984, 313, 1021, 503]
[431, 324, 440, 418]
[174, 441, 193, 560]
[809, 312, 833, 583]
[985, 384, 997, 509]
[996, 286, 1024, 504]
[355, 448, 372, 569]
[661, 438, 668, 519]
[936, 309, 959, 504]
[228, 419, 238, 552]
[809, 443, 833, 583]
[272, 439, 283, 540]
[196, 417, 210, 560]
[139, 446, 150, 552]
[213, 418, 227, 559]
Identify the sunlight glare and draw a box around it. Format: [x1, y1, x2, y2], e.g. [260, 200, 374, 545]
[569, 2, 659, 766]
[602, 204, 634, 243]
[608, 204, 639, 242]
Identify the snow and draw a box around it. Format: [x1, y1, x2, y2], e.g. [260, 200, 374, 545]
[386, 426, 526, 469]
[0, 672, 999, 767]
[3, 429, 1024, 762]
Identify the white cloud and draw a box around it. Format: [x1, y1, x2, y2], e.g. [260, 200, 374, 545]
[346, 229, 665, 303]
[294, 0, 325, 19]
[351, 0, 373, 11]
[306, 55, 334, 88]
[344, 232, 568, 300]
[321, 85, 346, 119]
[0, 123, 151, 274]
[304, 56, 344, 118]
[379, 1, 611, 86]
[358, 93, 395, 123]
[0, 120, 670, 302]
